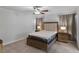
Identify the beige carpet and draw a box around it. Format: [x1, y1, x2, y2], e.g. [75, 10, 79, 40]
[3, 39, 79, 53]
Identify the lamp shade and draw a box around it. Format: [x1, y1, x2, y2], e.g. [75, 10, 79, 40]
[37, 25, 41, 29]
[60, 26, 66, 30]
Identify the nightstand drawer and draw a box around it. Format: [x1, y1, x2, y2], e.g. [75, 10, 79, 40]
[58, 34, 68, 38]
[58, 32, 70, 42]
[58, 36, 69, 40]
[58, 33, 68, 36]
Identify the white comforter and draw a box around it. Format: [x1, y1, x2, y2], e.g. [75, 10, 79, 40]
[29, 30, 57, 40]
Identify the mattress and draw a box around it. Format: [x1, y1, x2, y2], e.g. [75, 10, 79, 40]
[28, 31, 57, 44]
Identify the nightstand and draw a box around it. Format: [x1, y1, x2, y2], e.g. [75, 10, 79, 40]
[35, 30, 40, 32]
[58, 32, 71, 43]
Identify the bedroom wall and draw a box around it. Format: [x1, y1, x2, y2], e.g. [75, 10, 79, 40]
[43, 14, 59, 22]
[0, 7, 35, 45]
[15, 12, 35, 40]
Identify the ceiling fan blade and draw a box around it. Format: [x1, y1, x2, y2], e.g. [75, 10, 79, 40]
[41, 12, 45, 14]
[41, 10, 48, 12]
[33, 6, 42, 9]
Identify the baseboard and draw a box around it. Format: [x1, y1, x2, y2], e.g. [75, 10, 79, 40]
[3, 37, 26, 46]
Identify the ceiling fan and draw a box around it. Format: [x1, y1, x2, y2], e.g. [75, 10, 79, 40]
[33, 6, 48, 14]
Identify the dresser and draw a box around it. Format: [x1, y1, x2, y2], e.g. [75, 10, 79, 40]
[58, 32, 71, 43]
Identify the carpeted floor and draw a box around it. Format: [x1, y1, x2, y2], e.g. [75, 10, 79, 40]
[3, 39, 79, 53]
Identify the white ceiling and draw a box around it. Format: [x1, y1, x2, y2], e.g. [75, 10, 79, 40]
[47, 6, 78, 15]
[0, 6, 79, 15]
[0, 6, 34, 12]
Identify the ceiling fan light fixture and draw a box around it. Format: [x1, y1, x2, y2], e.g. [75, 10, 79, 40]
[33, 6, 48, 15]
[34, 11, 40, 14]
[34, 8, 41, 14]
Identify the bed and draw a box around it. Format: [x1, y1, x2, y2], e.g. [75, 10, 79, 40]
[27, 22, 58, 51]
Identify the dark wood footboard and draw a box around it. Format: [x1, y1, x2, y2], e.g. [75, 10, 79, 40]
[27, 38, 48, 50]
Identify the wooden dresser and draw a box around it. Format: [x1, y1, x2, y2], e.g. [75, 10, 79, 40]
[58, 32, 71, 43]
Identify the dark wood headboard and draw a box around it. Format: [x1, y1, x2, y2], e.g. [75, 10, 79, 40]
[42, 22, 58, 32]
